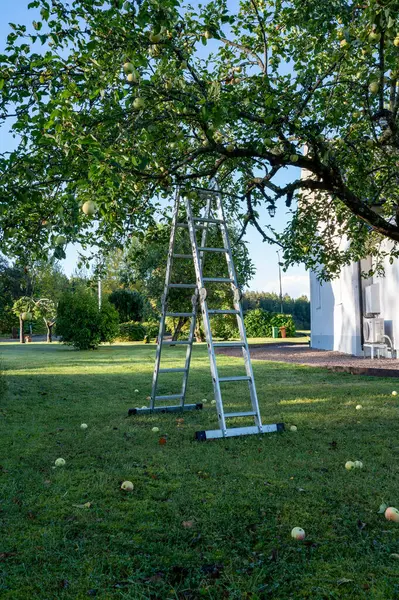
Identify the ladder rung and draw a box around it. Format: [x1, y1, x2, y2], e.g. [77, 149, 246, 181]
[165, 312, 194, 317]
[208, 309, 239, 315]
[224, 411, 257, 418]
[198, 247, 227, 253]
[213, 342, 245, 347]
[129, 403, 202, 415]
[159, 368, 187, 373]
[219, 376, 251, 382]
[169, 284, 197, 289]
[203, 277, 233, 283]
[173, 254, 192, 258]
[193, 217, 224, 224]
[177, 223, 205, 229]
[162, 340, 192, 345]
[155, 394, 183, 400]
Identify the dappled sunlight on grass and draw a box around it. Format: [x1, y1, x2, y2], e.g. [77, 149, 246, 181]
[279, 397, 330, 405]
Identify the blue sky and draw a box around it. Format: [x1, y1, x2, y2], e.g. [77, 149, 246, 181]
[0, 2, 309, 298]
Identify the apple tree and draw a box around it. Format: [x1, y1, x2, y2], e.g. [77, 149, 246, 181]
[1, 0, 399, 279]
[12, 296, 35, 343]
[33, 297, 57, 342]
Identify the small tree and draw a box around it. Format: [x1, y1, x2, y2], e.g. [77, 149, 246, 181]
[34, 298, 57, 343]
[108, 289, 144, 323]
[12, 297, 35, 343]
[56, 290, 119, 350]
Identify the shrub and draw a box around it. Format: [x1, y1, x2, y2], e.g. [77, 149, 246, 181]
[99, 300, 121, 343]
[108, 289, 144, 322]
[57, 291, 119, 350]
[244, 309, 296, 338]
[118, 321, 147, 341]
[244, 308, 271, 338]
[270, 313, 296, 337]
[142, 321, 160, 339]
[212, 314, 239, 340]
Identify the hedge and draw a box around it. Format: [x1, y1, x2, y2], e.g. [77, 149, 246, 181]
[117, 322, 147, 341]
[244, 309, 296, 338]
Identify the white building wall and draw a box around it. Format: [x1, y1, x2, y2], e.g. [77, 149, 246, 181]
[310, 263, 362, 356]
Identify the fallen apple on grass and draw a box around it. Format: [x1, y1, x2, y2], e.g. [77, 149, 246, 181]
[392, 391, 397, 396]
[345, 461, 355, 470]
[80, 423, 88, 430]
[121, 481, 134, 492]
[356, 404, 362, 410]
[354, 460, 363, 469]
[290, 425, 297, 432]
[152, 427, 160, 433]
[55, 458, 66, 467]
[291, 527, 305, 540]
[385, 507, 399, 522]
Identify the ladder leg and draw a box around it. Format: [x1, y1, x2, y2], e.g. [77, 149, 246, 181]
[185, 195, 228, 435]
[180, 294, 198, 406]
[129, 190, 201, 416]
[150, 192, 181, 409]
[213, 185, 264, 429]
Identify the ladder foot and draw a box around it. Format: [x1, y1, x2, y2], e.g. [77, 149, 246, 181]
[195, 423, 285, 441]
[128, 403, 203, 416]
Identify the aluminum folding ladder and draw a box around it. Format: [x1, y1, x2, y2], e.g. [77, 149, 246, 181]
[129, 180, 284, 440]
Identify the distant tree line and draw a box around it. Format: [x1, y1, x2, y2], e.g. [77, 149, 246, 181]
[242, 292, 310, 330]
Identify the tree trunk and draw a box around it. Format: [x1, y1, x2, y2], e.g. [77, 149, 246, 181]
[19, 317, 25, 343]
[195, 322, 205, 342]
[171, 317, 188, 342]
[46, 323, 53, 343]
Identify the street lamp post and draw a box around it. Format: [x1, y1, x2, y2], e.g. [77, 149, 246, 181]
[276, 250, 283, 314]
[98, 276, 102, 310]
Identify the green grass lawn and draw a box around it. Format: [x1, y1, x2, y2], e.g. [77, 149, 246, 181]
[1, 341, 399, 599]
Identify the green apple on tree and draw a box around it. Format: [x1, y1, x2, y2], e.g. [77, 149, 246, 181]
[82, 201, 97, 216]
[55, 235, 66, 246]
[133, 97, 145, 110]
[149, 31, 162, 43]
[123, 62, 134, 74]
[369, 81, 379, 94]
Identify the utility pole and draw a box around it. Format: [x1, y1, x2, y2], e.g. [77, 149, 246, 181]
[98, 276, 102, 310]
[276, 250, 283, 314]
[96, 258, 102, 310]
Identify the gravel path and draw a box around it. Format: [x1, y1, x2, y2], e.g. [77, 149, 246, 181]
[216, 343, 399, 377]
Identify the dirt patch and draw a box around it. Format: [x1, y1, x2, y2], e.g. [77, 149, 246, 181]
[216, 343, 399, 378]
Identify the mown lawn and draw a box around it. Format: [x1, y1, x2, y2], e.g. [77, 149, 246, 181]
[1, 341, 399, 599]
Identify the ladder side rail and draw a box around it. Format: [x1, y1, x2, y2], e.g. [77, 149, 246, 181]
[150, 191, 181, 409]
[185, 195, 227, 434]
[180, 294, 198, 406]
[212, 181, 263, 430]
[189, 190, 213, 346]
[178, 189, 213, 406]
